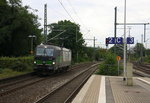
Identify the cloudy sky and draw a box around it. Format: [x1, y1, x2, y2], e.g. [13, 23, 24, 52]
[22, 0, 150, 48]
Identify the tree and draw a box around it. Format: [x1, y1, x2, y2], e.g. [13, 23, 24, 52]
[109, 44, 123, 58]
[0, 0, 43, 56]
[95, 48, 107, 61]
[97, 52, 121, 76]
[83, 47, 94, 61]
[47, 20, 84, 62]
[133, 43, 145, 58]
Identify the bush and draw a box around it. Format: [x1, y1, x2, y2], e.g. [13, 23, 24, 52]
[0, 68, 27, 79]
[97, 52, 122, 76]
[144, 56, 150, 63]
[0, 56, 33, 72]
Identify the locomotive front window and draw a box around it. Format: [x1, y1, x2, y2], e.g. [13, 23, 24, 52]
[45, 48, 54, 56]
[36, 48, 54, 56]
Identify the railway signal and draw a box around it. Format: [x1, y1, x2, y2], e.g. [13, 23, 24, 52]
[28, 35, 36, 54]
[105, 38, 109, 46]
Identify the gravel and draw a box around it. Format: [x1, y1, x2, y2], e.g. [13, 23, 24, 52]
[0, 63, 94, 103]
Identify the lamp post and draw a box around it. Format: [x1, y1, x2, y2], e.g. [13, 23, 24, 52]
[123, 0, 127, 81]
[28, 35, 36, 54]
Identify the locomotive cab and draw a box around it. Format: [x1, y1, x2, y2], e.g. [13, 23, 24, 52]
[34, 45, 56, 75]
[34, 44, 71, 75]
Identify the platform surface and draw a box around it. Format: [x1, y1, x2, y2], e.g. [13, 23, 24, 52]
[72, 75, 150, 103]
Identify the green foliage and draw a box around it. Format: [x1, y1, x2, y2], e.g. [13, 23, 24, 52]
[97, 52, 122, 76]
[0, 68, 28, 79]
[0, 56, 33, 72]
[109, 44, 123, 58]
[145, 49, 150, 56]
[95, 48, 107, 61]
[133, 43, 145, 58]
[73, 47, 107, 63]
[144, 56, 150, 63]
[127, 43, 147, 62]
[143, 49, 150, 63]
[81, 47, 94, 61]
[0, 0, 42, 56]
[47, 20, 85, 62]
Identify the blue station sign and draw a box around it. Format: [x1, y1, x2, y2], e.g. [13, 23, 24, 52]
[107, 37, 115, 44]
[106, 37, 134, 44]
[116, 37, 123, 44]
[127, 37, 134, 44]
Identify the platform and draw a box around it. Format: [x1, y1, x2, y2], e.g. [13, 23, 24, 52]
[72, 75, 150, 103]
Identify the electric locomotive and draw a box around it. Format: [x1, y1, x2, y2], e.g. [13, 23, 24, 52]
[34, 44, 71, 75]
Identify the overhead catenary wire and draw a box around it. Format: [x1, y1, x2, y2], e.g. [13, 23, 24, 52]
[57, 0, 91, 45]
[48, 6, 70, 20]
[66, 0, 83, 24]
[57, 0, 76, 23]
[66, 0, 90, 33]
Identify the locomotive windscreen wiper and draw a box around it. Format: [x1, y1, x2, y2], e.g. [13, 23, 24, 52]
[44, 49, 48, 56]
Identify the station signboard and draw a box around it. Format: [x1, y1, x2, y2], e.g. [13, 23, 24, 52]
[106, 37, 134, 44]
[107, 37, 115, 44]
[127, 37, 134, 44]
[116, 37, 123, 44]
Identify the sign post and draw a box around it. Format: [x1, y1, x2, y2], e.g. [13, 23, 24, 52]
[116, 56, 121, 76]
[105, 36, 134, 79]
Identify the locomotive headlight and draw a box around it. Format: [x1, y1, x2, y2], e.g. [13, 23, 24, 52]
[34, 61, 36, 64]
[52, 62, 55, 65]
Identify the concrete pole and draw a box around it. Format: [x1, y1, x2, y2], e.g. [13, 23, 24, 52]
[123, 0, 127, 81]
[31, 37, 33, 54]
[94, 37, 96, 61]
[128, 27, 131, 61]
[118, 60, 120, 76]
[144, 24, 146, 42]
[126, 62, 133, 86]
[76, 26, 78, 62]
[114, 7, 117, 54]
[141, 34, 143, 62]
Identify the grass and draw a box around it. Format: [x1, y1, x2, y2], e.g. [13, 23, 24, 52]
[0, 68, 32, 79]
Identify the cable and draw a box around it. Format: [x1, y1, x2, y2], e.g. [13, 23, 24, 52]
[66, 0, 90, 32]
[57, 0, 90, 39]
[66, 0, 83, 24]
[48, 6, 70, 20]
[57, 0, 76, 23]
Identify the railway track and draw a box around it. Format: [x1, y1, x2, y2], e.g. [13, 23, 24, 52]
[0, 62, 89, 84]
[0, 63, 92, 97]
[34, 63, 99, 103]
[0, 62, 90, 86]
[0, 72, 34, 85]
[133, 63, 150, 77]
[140, 63, 150, 69]
[0, 76, 48, 96]
[0, 62, 96, 103]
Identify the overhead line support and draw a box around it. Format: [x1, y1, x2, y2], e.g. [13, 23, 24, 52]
[116, 23, 150, 42]
[44, 4, 47, 44]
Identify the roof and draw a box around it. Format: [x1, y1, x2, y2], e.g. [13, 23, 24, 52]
[36, 44, 71, 52]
